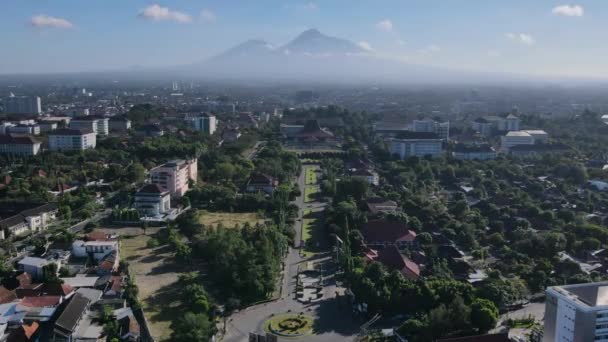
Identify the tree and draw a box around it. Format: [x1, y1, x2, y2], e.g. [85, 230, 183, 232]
[470, 298, 499, 332]
[126, 163, 146, 184]
[170, 312, 214, 342]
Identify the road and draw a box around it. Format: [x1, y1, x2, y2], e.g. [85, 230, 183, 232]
[222, 164, 359, 342]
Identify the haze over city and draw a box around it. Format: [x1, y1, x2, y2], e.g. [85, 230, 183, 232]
[3, 0, 608, 82]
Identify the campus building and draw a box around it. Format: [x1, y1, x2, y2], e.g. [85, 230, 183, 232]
[4, 96, 42, 115]
[188, 113, 217, 135]
[149, 159, 198, 198]
[388, 132, 444, 159]
[0, 135, 41, 156]
[48, 129, 96, 151]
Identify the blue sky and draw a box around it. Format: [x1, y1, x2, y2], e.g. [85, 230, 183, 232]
[1, 0, 605, 77]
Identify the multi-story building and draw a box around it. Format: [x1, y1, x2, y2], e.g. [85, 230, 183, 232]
[7, 124, 40, 136]
[544, 282, 608, 342]
[0, 135, 41, 156]
[108, 117, 131, 133]
[412, 119, 450, 140]
[472, 114, 520, 136]
[48, 129, 96, 151]
[0, 122, 16, 135]
[522, 130, 549, 144]
[38, 121, 58, 132]
[149, 159, 198, 198]
[133, 184, 171, 217]
[188, 113, 216, 135]
[4, 96, 42, 115]
[500, 131, 535, 152]
[70, 116, 109, 136]
[452, 144, 497, 160]
[389, 132, 444, 159]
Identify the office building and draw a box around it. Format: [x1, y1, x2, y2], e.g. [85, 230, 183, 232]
[70, 116, 109, 136]
[189, 113, 216, 135]
[500, 131, 535, 152]
[389, 132, 444, 159]
[0, 135, 41, 156]
[48, 129, 96, 151]
[108, 116, 131, 132]
[4, 96, 42, 115]
[133, 184, 171, 217]
[149, 159, 198, 198]
[544, 282, 608, 342]
[7, 124, 40, 136]
[412, 119, 450, 140]
[472, 114, 520, 136]
[452, 144, 497, 160]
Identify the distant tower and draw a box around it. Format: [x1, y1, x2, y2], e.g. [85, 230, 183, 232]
[172, 81, 179, 91]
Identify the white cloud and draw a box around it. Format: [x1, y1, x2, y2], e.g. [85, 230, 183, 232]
[506, 32, 535, 45]
[357, 41, 373, 51]
[418, 44, 441, 53]
[376, 19, 393, 32]
[200, 9, 216, 22]
[139, 4, 192, 23]
[30, 15, 73, 29]
[552, 4, 584, 17]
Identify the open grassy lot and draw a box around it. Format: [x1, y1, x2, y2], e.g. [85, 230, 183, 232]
[304, 186, 319, 203]
[301, 210, 325, 257]
[197, 210, 266, 228]
[119, 229, 191, 341]
[305, 166, 319, 185]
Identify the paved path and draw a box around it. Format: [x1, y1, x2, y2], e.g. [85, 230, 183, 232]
[222, 164, 359, 342]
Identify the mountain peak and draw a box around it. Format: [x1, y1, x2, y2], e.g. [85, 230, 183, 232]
[297, 28, 323, 39]
[282, 29, 363, 54]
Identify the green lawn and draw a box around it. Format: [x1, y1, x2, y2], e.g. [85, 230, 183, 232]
[301, 210, 324, 257]
[304, 186, 319, 203]
[305, 166, 319, 185]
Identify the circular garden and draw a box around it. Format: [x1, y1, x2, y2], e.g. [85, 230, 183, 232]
[265, 313, 315, 337]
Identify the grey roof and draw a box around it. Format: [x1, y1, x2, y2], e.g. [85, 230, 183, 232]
[55, 293, 90, 333]
[18, 257, 48, 268]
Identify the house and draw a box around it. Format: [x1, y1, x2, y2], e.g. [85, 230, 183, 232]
[17, 257, 56, 281]
[360, 219, 417, 248]
[149, 159, 197, 198]
[350, 168, 379, 186]
[365, 198, 399, 215]
[7, 322, 39, 342]
[0, 203, 58, 240]
[53, 293, 91, 341]
[114, 307, 141, 341]
[246, 173, 279, 194]
[0, 215, 29, 240]
[222, 128, 241, 142]
[133, 183, 171, 217]
[374, 245, 420, 281]
[0, 286, 17, 304]
[72, 240, 118, 261]
[0, 135, 41, 156]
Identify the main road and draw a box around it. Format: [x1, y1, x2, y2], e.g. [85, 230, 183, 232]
[222, 164, 359, 342]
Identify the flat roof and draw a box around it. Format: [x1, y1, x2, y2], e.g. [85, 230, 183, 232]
[506, 131, 532, 137]
[550, 281, 608, 308]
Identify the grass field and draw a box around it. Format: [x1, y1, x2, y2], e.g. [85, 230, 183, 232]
[305, 166, 319, 185]
[119, 229, 190, 341]
[198, 210, 265, 228]
[301, 210, 324, 257]
[304, 186, 319, 203]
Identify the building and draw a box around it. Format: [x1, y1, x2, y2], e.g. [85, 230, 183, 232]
[500, 131, 535, 152]
[360, 219, 417, 248]
[222, 128, 241, 143]
[0, 203, 58, 239]
[0, 135, 41, 156]
[412, 119, 450, 140]
[135, 124, 164, 137]
[189, 113, 217, 135]
[48, 129, 96, 151]
[350, 169, 380, 186]
[452, 144, 497, 160]
[472, 114, 520, 136]
[246, 174, 279, 194]
[53, 293, 91, 341]
[0, 122, 16, 135]
[149, 159, 198, 198]
[365, 198, 399, 215]
[7, 124, 40, 136]
[4, 96, 42, 115]
[522, 130, 549, 143]
[17, 257, 54, 280]
[65, 107, 90, 118]
[38, 121, 58, 132]
[70, 116, 109, 136]
[108, 116, 131, 132]
[544, 281, 608, 342]
[389, 132, 444, 159]
[133, 184, 171, 217]
[509, 143, 570, 157]
[372, 245, 420, 281]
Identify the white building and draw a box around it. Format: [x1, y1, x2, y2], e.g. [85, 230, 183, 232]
[188, 113, 217, 135]
[0, 122, 16, 135]
[7, 124, 40, 136]
[72, 240, 118, 261]
[5, 96, 42, 115]
[0, 203, 58, 240]
[452, 144, 497, 160]
[389, 132, 444, 159]
[48, 129, 96, 151]
[500, 131, 535, 152]
[18, 257, 54, 280]
[544, 282, 608, 342]
[522, 130, 549, 143]
[133, 184, 171, 217]
[472, 114, 520, 136]
[70, 116, 109, 136]
[0, 135, 41, 156]
[412, 119, 450, 140]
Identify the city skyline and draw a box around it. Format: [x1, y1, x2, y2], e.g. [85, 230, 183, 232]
[1, 1, 606, 80]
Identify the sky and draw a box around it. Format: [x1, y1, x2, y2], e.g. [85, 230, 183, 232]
[1, 0, 606, 78]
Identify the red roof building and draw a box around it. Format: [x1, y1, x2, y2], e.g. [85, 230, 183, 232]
[20, 295, 61, 308]
[361, 219, 417, 247]
[375, 245, 420, 281]
[0, 286, 17, 304]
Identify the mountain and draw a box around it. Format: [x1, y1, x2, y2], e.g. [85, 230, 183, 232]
[188, 29, 517, 84]
[278, 29, 364, 55]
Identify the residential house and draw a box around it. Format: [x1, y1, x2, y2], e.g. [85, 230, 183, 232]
[72, 240, 118, 261]
[360, 219, 417, 248]
[114, 307, 141, 341]
[365, 198, 399, 215]
[17, 257, 57, 281]
[53, 293, 91, 341]
[0, 203, 58, 240]
[246, 173, 279, 194]
[133, 184, 171, 217]
[149, 159, 197, 199]
[0, 287, 17, 305]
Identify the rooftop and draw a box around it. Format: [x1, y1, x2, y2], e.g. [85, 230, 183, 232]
[505, 131, 532, 137]
[550, 281, 608, 308]
[48, 128, 94, 136]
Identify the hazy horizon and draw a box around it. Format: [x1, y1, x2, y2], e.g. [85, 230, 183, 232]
[3, 0, 608, 83]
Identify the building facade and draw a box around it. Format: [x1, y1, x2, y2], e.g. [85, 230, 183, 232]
[0, 135, 41, 156]
[389, 133, 444, 159]
[70, 117, 109, 136]
[544, 282, 608, 342]
[133, 184, 171, 217]
[149, 159, 198, 198]
[189, 113, 217, 135]
[48, 129, 96, 151]
[500, 131, 535, 152]
[5, 96, 42, 115]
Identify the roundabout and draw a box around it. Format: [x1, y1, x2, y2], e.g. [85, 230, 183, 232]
[264, 313, 315, 338]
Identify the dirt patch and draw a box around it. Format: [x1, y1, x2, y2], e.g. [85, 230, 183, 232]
[118, 229, 190, 341]
[198, 210, 265, 228]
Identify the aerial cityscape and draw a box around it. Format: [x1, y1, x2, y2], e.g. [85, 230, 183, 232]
[4, 1, 608, 342]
